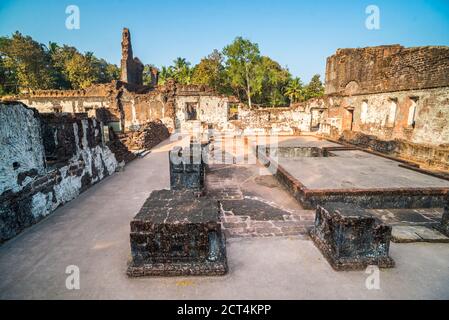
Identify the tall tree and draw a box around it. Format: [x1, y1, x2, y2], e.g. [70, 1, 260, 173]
[158, 66, 174, 85]
[0, 32, 55, 92]
[172, 57, 192, 84]
[63, 52, 99, 89]
[253, 56, 291, 106]
[191, 49, 227, 92]
[223, 37, 261, 108]
[304, 74, 325, 100]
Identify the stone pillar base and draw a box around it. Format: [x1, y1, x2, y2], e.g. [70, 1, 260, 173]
[310, 202, 395, 271]
[127, 235, 227, 277]
[127, 189, 228, 277]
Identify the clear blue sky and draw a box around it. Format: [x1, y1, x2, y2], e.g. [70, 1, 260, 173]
[1, 0, 448, 82]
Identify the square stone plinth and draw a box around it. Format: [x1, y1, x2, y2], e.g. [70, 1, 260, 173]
[127, 189, 227, 277]
[310, 202, 395, 271]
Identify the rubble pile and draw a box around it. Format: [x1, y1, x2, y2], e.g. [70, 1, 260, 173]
[125, 120, 170, 150]
[107, 139, 136, 164]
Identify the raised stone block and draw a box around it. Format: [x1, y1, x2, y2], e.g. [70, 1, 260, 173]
[310, 202, 394, 271]
[127, 189, 227, 276]
[169, 145, 204, 190]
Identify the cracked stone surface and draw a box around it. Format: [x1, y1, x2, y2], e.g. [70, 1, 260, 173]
[392, 226, 449, 243]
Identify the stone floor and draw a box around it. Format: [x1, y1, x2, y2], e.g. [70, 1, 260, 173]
[368, 208, 449, 243]
[206, 164, 314, 238]
[277, 149, 449, 190]
[256, 135, 449, 190]
[0, 136, 448, 299]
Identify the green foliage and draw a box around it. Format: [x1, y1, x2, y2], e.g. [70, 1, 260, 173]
[157, 37, 321, 107]
[304, 74, 325, 100]
[0, 32, 55, 93]
[0, 31, 119, 94]
[285, 77, 305, 103]
[191, 49, 227, 93]
[158, 66, 173, 85]
[0, 31, 324, 105]
[222, 37, 261, 107]
[253, 56, 291, 106]
[172, 57, 192, 84]
[158, 57, 193, 85]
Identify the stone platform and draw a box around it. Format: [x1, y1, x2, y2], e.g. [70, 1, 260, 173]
[310, 202, 395, 271]
[127, 189, 227, 277]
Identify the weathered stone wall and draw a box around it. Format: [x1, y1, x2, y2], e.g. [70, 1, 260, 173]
[15, 82, 123, 130]
[0, 103, 46, 195]
[20, 96, 114, 116]
[122, 92, 171, 131]
[175, 95, 229, 131]
[0, 103, 118, 243]
[326, 45, 449, 95]
[236, 97, 329, 135]
[321, 87, 449, 146]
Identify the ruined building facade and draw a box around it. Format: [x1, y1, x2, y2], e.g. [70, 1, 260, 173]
[1, 28, 449, 243]
[6, 30, 449, 168]
[15, 29, 236, 134]
[319, 45, 449, 169]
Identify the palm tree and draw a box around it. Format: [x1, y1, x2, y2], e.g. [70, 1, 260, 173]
[158, 66, 174, 85]
[172, 57, 192, 84]
[47, 41, 59, 55]
[284, 77, 304, 104]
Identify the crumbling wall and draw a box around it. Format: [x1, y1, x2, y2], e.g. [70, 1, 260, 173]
[175, 95, 229, 131]
[236, 97, 331, 135]
[0, 103, 118, 243]
[333, 87, 449, 145]
[122, 91, 174, 132]
[326, 45, 449, 95]
[0, 103, 46, 195]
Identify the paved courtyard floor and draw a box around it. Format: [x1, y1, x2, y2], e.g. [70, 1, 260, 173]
[0, 137, 449, 299]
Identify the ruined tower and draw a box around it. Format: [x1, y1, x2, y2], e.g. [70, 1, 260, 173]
[120, 28, 144, 86]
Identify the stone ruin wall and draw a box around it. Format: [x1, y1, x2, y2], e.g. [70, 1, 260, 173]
[0, 102, 118, 243]
[175, 95, 229, 131]
[4, 42, 448, 168]
[320, 45, 449, 169]
[235, 98, 328, 135]
[325, 45, 449, 95]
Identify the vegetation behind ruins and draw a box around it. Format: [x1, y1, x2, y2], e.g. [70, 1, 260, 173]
[156, 37, 325, 107]
[0, 31, 120, 95]
[0, 32, 324, 107]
